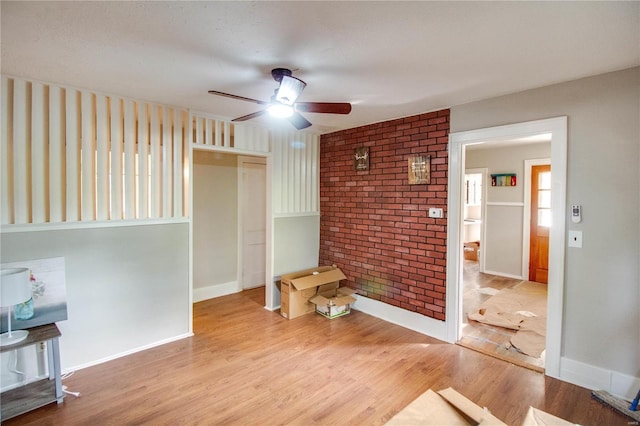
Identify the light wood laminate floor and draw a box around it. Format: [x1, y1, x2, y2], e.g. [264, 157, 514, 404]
[3, 287, 626, 425]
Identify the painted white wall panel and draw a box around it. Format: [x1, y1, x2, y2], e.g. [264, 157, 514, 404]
[0, 223, 190, 371]
[1, 77, 13, 225]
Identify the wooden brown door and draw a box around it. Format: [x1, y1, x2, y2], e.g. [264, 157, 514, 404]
[529, 165, 551, 283]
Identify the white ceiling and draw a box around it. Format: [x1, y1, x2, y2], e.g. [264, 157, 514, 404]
[2, 1, 638, 135]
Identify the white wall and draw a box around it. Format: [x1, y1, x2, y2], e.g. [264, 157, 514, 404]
[192, 150, 238, 300]
[466, 143, 551, 277]
[451, 67, 640, 388]
[0, 223, 191, 371]
[274, 215, 320, 277]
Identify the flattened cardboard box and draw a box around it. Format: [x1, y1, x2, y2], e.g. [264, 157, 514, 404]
[280, 265, 347, 319]
[310, 287, 357, 319]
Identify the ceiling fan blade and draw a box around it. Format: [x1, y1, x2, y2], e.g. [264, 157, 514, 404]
[232, 110, 267, 122]
[288, 112, 312, 130]
[295, 102, 352, 115]
[208, 90, 269, 105]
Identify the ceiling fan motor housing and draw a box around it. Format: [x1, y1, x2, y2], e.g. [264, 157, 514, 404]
[271, 68, 293, 82]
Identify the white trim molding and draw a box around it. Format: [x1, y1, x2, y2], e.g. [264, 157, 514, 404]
[447, 117, 567, 379]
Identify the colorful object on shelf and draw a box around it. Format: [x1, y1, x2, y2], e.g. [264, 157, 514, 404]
[491, 173, 516, 186]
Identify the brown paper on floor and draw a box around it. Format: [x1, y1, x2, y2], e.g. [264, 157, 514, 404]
[521, 406, 575, 426]
[385, 389, 471, 425]
[467, 281, 547, 358]
[510, 330, 546, 358]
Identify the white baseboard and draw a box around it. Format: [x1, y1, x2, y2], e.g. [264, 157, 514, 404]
[66, 332, 193, 374]
[193, 281, 239, 302]
[351, 295, 448, 342]
[560, 357, 640, 400]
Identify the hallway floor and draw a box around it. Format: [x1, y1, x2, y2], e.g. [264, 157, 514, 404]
[458, 259, 546, 372]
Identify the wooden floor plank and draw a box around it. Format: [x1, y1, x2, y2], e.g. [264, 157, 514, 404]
[2, 287, 627, 426]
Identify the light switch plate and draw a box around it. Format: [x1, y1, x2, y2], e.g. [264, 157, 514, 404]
[428, 208, 443, 218]
[568, 230, 582, 248]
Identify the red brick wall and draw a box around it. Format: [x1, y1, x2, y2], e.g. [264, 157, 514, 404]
[319, 109, 449, 320]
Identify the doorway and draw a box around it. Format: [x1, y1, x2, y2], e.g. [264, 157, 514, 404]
[192, 151, 268, 303]
[528, 164, 551, 284]
[446, 117, 567, 378]
[238, 156, 267, 290]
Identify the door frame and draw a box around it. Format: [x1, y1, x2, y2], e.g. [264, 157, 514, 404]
[446, 117, 567, 378]
[522, 158, 551, 280]
[463, 167, 488, 273]
[237, 155, 267, 292]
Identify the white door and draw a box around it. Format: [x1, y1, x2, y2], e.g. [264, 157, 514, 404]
[239, 157, 266, 289]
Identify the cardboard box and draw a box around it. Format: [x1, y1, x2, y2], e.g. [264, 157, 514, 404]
[463, 241, 479, 261]
[310, 286, 357, 319]
[280, 265, 347, 319]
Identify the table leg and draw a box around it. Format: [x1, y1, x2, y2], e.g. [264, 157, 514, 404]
[50, 338, 64, 403]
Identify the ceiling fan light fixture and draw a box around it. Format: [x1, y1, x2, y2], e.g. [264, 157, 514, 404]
[267, 103, 293, 118]
[276, 75, 306, 105]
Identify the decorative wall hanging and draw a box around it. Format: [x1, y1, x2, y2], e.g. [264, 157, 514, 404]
[408, 155, 431, 184]
[0, 257, 68, 333]
[491, 173, 517, 186]
[354, 147, 369, 171]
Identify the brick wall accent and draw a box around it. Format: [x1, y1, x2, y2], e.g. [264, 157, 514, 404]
[319, 109, 449, 320]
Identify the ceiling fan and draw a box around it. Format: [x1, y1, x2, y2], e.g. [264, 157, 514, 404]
[208, 68, 352, 130]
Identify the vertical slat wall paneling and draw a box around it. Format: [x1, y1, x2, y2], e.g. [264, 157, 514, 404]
[1, 77, 14, 225]
[299, 134, 308, 212]
[81, 91, 96, 221]
[271, 130, 319, 215]
[310, 134, 318, 212]
[224, 121, 231, 147]
[277, 131, 287, 213]
[205, 117, 212, 146]
[137, 103, 149, 219]
[1, 76, 190, 226]
[214, 120, 222, 147]
[110, 97, 123, 220]
[183, 111, 190, 217]
[162, 107, 173, 217]
[12, 79, 29, 224]
[149, 106, 162, 218]
[235, 125, 270, 152]
[95, 95, 110, 221]
[49, 86, 65, 223]
[65, 88, 81, 221]
[123, 99, 136, 219]
[274, 130, 283, 212]
[195, 116, 202, 145]
[172, 110, 183, 217]
[31, 82, 48, 223]
[294, 135, 302, 212]
[287, 133, 295, 213]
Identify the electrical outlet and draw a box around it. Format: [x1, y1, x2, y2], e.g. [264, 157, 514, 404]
[568, 230, 582, 248]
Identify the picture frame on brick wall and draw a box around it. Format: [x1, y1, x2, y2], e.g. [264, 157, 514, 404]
[408, 155, 430, 184]
[354, 147, 370, 171]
